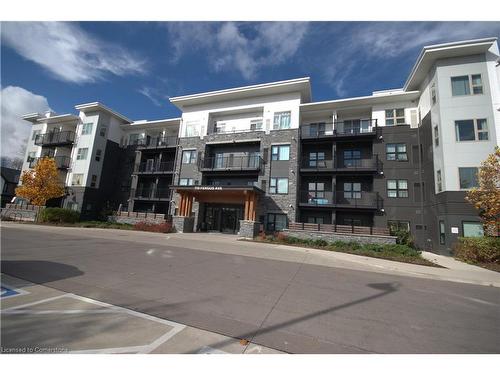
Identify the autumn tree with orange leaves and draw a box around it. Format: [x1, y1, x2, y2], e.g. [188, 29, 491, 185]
[15, 157, 65, 206]
[466, 147, 500, 236]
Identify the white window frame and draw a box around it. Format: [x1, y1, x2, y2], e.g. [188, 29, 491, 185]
[179, 178, 194, 186]
[72, 173, 84, 186]
[76, 148, 88, 160]
[250, 119, 263, 131]
[385, 108, 405, 126]
[81, 123, 93, 135]
[455, 119, 489, 142]
[185, 121, 200, 137]
[273, 111, 291, 130]
[451, 74, 483, 96]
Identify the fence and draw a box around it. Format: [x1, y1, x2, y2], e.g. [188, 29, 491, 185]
[288, 222, 390, 236]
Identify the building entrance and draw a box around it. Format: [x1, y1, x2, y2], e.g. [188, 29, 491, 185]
[203, 203, 244, 234]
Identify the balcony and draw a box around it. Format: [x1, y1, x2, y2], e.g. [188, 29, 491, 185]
[301, 119, 377, 139]
[133, 187, 171, 200]
[28, 156, 71, 169]
[34, 131, 75, 146]
[136, 136, 177, 149]
[200, 155, 263, 172]
[300, 155, 380, 172]
[134, 161, 175, 174]
[299, 190, 382, 209]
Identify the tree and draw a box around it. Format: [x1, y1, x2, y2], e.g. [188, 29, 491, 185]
[466, 147, 500, 236]
[15, 157, 65, 206]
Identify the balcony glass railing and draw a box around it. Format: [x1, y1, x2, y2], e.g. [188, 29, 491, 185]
[28, 156, 71, 169]
[200, 155, 263, 171]
[135, 161, 175, 173]
[301, 119, 377, 138]
[300, 155, 380, 171]
[136, 136, 177, 148]
[299, 190, 381, 208]
[133, 187, 171, 199]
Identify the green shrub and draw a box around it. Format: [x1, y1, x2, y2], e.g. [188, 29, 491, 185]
[312, 239, 328, 247]
[39, 208, 80, 223]
[453, 237, 500, 264]
[390, 228, 416, 248]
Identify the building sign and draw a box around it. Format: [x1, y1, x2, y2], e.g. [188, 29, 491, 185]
[451, 227, 459, 234]
[194, 186, 223, 191]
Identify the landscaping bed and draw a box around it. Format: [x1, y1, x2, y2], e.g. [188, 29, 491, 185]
[453, 237, 500, 273]
[251, 232, 443, 268]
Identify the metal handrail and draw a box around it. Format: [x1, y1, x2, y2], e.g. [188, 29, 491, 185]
[29, 155, 71, 169]
[301, 119, 378, 138]
[300, 155, 380, 171]
[299, 190, 381, 208]
[200, 155, 263, 170]
[136, 136, 177, 148]
[135, 161, 175, 173]
[34, 131, 76, 146]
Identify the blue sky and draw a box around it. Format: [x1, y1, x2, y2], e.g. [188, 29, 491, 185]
[2, 21, 500, 157]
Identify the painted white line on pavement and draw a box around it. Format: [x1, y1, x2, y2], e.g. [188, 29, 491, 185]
[2, 309, 119, 315]
[1, 293, 69, 311]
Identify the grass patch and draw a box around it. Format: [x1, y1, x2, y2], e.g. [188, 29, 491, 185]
[250, 233, 443, 268]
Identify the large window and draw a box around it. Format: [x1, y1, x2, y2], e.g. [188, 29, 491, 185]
[72, 173, 84, 186]
[439, 221, 445, 245]
[76, 148, 88, 160]
[343, 150, 362, 167]
[182, 150, 197, 164]
[270, 178, 288, 194]
[343, 182, 361, 199]
[459, 167, 479, 189]
[267, 213, 287, 232]
[387, 220, 410, 233]
[387, 179, 408, 198]
[309, 152, 325, 167]
[308, 122, 326, 136]
[385, 108, 405, 126]
[455, 119, 488, 142]
[179, 178, 194, 186]
[462, 222, 484, 238]
[184, 121, 200, 137]
[308, 182, 327, 204]
[271, 145, 290, 161]
[273, 111, 291, 130]
[386, 144, 407, 161]
[451, 74, 483, 96]
[81, 123, 93, 135]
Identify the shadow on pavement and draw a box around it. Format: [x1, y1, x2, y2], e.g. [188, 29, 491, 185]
[1, 260, 84, 286]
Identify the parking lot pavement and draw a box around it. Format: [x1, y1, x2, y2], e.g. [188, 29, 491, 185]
[0, 274, 283, 354]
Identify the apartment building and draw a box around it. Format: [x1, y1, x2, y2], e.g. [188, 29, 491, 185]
[19, 37, 500, 254]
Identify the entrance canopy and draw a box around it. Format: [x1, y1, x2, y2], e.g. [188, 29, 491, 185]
[172, 185, 264, 221]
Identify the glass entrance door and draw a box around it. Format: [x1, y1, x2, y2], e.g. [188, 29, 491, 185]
[203, 204, 243, 234]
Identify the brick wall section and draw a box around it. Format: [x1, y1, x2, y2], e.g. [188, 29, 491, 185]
[284, 229, 397, 245]
[238, 220, 260, 238]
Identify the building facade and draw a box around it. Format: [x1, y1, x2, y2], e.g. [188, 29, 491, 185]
[19, 37, 500, 254]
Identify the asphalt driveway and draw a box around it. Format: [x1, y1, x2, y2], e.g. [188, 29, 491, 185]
[2, 224, 500, 353]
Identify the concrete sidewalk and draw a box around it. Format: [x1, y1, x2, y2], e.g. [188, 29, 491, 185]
[2, 222, 499, 288]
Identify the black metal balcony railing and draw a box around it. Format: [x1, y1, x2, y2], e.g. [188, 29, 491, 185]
[301, 119, 377, 139]
[134, 161, 175, 174]
[133, 187, 171, 199]
[34, 131, 75, 146]
[299, 190, 381, 209]
[300, 155, 380, 171]
[136, 136, 177, 149]
[200, 155, 263, 171]
[209, 126, 264, 135]
[28, 156, 71, 169]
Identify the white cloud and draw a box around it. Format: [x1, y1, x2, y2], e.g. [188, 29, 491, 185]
[1, 86, 50, 158]
[167, 22, 309, 80]
[322, 22, 500, 96]
[138, 86, 169, 107]
[1, 22, 146, 83]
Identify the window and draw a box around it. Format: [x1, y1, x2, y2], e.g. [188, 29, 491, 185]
[214, 122, 226, 133]
[271, 145, 290, 161]
[431, 83, 437, 105]
[434, 125, 439, 147]
[185, 121, 199, 137]
[32, 130, 41, 141]
[76, 148, 88, 160]
[81, 123, 93, 135]
[72, 173, 84, 186]
[455, 119, 488, 141]
[179, 178, 194, 186]
[385, 108, 405, 126]
[462, 222, 484, 238]
[273, 111, 291, 130]
[100, 126, 107, 137]
[344, 182, 361, 199]
[95, 149, 102, 162]
[386, 144, 407, 161]
[182, 150, 197, 164]
[27, 151, 36, 162]
[308, 122, 326, 136]
[267, 213, 287, 232]
[90, 175, 97, 188]
[66, 201, 79, 211]
[387, 179, 408, 198]
[388, 220, 410, 233]
[129, 133, 140, 145]
[436, 170, 442, 192]
[309, 152, 325, 167]
[308, 182, 327, 204]
[439, 221, 446, 245]
[250, 119, 263, 131]
[343, 150, 362, 166]
[459, 167, 479, 189]
[451, 74, 483, 96]
[270, 178, 288, 194]
[307, 216, 324, 224]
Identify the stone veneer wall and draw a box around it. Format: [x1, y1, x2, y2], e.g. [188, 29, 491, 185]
[0, 204, 44, 222]
[109, 213, 166, 225]
[172, 215, 194, 233]
[238, 220, 261, 238]
[283, 229, 397, 245]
